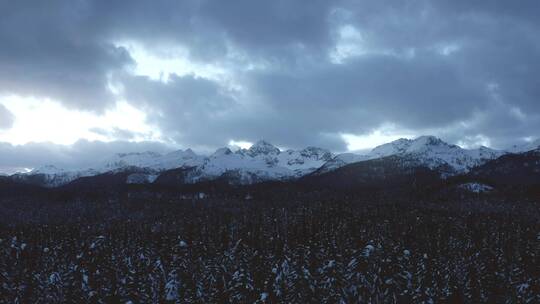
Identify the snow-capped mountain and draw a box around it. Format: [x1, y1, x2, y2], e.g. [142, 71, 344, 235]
[16, 149, 205, 187]
[370, 138, 412, 158]
[243, 140, 280, 157]
[15, 140, 334, 187]
[12, 165, 100, 188]
[317, 136, 504, 176]
[11, 136, 537, 187]
[373, 136, 503, 174]
[179, 141, 335, 184]
[102, 149, 205, 171]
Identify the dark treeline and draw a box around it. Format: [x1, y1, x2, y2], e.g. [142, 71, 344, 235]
[1, 193, 539, 303]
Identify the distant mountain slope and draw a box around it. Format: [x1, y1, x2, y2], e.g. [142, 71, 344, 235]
[152, 141, 335, 186]
[0, 176, 45, 196]
[7, 136, 538, 188]
[315, 153, 370, 174]
[467, 150, 540, 187]
[11, 140, 334, 187]
[320, 136, 503, 176]
[372, 136, 502, 173]
[301, 155, 444, 194]
[2, 146, 540, 200]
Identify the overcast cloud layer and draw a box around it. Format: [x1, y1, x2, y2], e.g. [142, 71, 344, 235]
[1, 0, 540, 170]
[0, 140, 171, 175]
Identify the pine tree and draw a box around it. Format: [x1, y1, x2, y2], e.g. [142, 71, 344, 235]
[272, 258, 298, 302]
[164, 270, 181, 303]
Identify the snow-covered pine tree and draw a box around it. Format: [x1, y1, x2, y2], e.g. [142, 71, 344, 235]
[272, 258, 298, 302]
[317, 258, 347, 303]
[164, 270, 181, 303]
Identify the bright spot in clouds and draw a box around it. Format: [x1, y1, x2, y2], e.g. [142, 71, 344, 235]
[117, 41, 227, 82]
[341, 126, 415, 152]
[0, 95, 160, 145]
[330, 24, 367, 64]
[436, 43, 461, 56]
[456, 134, 492, 149]
[228, 140, 253, 150]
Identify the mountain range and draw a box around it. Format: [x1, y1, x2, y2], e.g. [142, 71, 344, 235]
[6, 136, 540, 193]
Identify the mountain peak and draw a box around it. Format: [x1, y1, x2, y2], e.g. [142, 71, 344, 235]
[248, 140, 280, 156]
[370, 138, 413, 156]
[252, 139, 275, 147]
[167, 148, 197, 157]
[407, 136, 450, 152]
[300, 146, 333, 161]
[212, 147, 233, 157]
[12, 134, 516, 187]
[412, 135, 445, 146]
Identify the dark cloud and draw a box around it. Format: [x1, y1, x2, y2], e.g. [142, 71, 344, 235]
[0, 0, 539, 152]
[116, 0, 540, 149]
[119, 72, 351, 151]
[98, 0, 336, 63]
[0, 1, 133, 111]
[0, 104, 14, 129]
[118, 73, 241, 149]
[248, 52, 485, 130]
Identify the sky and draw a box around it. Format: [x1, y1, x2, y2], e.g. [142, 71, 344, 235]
[1, 0, 540, 172]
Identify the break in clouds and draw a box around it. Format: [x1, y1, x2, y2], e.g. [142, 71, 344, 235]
[1, 0, 540, 168]
[0, 104, 14, 129]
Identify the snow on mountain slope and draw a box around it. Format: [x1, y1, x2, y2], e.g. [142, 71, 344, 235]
[17, 140, 334, 187]
[387, 136, 504, 173]
[195, 148, 291, 183]
[185, 141, 335, 184]
[244, 140, 281, 157]
[316, 153, 371, 174]
[101, 149, 204, 171]
[157, 149, 205, 169]
[21, 149, 205, 187]
[277, 146, 334, 175]
[20, 165, 99, 187]
[13, 136, 517, 187]
[458, 182, 494, 193]
[317, 136, 504, 175]
[370, 138, 412, 158]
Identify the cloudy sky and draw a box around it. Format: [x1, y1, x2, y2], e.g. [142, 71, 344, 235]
[1, 0, 539, 172]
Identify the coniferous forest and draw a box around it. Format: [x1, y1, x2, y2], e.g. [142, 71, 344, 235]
[1, 192, 539, 303]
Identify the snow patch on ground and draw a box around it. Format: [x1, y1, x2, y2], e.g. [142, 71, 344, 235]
[458, 182, 494, 193]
